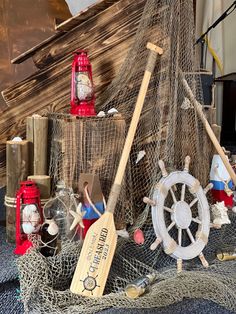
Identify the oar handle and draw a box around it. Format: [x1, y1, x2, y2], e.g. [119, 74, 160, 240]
[106, 183, 121, 214]
[106, 43, 163, 214]
[114, 44, 163, 186]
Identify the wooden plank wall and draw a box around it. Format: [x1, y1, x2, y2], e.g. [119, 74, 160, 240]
[0, 0, 72, 187]
[0, 0, 146, 186]
[0, 0, 71, 112]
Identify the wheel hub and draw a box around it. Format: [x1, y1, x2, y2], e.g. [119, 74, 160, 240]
[171, 201, 192, 229]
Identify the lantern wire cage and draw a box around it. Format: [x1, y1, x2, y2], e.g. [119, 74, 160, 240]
[17, 1, 236, 313]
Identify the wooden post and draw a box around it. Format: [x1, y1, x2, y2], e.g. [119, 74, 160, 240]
[211, 124, 221, 143]
[27, 175, 51, 201]
[26, 115, 48, 175]
[6, 140, 29, 242]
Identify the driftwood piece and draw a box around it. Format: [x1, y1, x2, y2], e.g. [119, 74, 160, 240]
[26, 116, 48, 175]
[6, 140, 29, 242]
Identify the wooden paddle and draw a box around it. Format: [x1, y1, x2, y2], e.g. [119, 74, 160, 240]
[70, 42, 163, 297]
[181, 74, 236, 186]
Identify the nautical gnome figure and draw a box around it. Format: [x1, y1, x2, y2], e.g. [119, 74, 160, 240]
[210, 154, 234, 207]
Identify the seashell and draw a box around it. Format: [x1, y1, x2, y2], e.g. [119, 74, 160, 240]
[116, 228, 129, 238]
[97, 111, 106, 117]
[107, 108, 118, 115]
[48, 220, 59, 236]
[12, 136, 22, 142]
[136, 150, 146, 164]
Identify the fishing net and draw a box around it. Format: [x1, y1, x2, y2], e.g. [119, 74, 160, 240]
[48, 113, 133, 228]
[17, 0, 236, 313]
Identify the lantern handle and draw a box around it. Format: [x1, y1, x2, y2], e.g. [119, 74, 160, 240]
[15, 191, 23, 245]
[73, 50, 88, 55]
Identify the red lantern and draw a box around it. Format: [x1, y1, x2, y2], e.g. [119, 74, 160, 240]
[70, 50, 96, 116]
[14, 180, 43, 255]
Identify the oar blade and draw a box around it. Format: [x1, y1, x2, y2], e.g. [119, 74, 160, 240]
[70, 212, 117, 297]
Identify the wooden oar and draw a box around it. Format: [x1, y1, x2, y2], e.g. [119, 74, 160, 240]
[70, 42, 163, 297]
[181, 74, 236, 186]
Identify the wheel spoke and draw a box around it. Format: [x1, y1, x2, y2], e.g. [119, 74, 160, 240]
[170, 188, 177, 203]
[184, 156, 191, 172]
[187, 228, 195, 243]
[164, 206, 173, 213]
[189, 183, 212, 208]
[150, 237, 162, 251]
[181, 184, 186, 201]
[189, 197, 198, 208]
[204, 183, 213, 194]
[178, 228, 182, 246]
[167, 221, 175, 231]
[192, 217, 202, 224]
[199, 252, 209, 268]
[177, 258, 182, 273]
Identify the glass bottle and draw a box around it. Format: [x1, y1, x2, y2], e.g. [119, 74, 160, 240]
[40, 217, 59, 257]
[43, 181, 76, 242]
[125, 273, 159, 298]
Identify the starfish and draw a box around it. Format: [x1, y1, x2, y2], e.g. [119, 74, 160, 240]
[69, 202, 86, 231]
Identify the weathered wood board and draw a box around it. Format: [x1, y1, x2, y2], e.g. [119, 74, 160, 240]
[33, 0, 145, 69]
[11, 33, 64, 65]
[0, 0, 147, 185]
[0, 0, 71, 111]
[11, 0, 123, 64]
[56, 0, 121, 32]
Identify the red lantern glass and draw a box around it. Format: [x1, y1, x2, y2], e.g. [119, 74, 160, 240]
[14, 180, 43, 255]
[70, 50, 96, 116]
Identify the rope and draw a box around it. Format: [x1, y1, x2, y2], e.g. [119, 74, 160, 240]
[5, 196, 50, 208]
[40, 233, 59, 256]
[40, 198, 50, 204]
[4, 196, 16, 208]
[84, 184, 103, 217]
